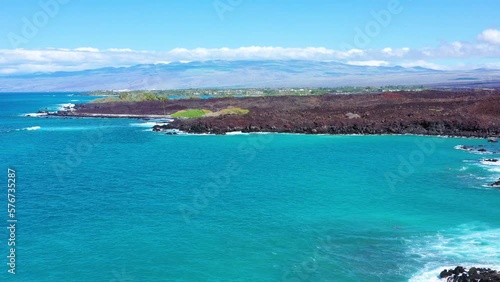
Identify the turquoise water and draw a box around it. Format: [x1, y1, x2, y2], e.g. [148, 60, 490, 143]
[0, 93, 499, 281]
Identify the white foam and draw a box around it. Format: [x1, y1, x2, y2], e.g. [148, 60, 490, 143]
[225, 131, 249, 135]
[410, 264, 500, 282]
[480, 159, 500, 166]
[164, 129, 186, 135]
[130, 121, 171, 128]
[407, 224, 500, 281]
[21, 126, 41, 131]
[476, 159, 500, 174]
[58, 103, 75, 111]
[454, 145, 495, 155]
[150, 118, 174, 123]
[23, 112, 48, 117]
[409, 265, 454, 282]
[130, 122, 160, 127]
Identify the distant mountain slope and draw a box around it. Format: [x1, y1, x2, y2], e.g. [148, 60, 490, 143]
[1, 60, 499, 91]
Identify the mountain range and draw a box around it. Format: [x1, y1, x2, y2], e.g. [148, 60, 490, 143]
[1, 60, 499, 91]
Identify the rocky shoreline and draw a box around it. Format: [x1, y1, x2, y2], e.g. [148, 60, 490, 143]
[440, 266, 500, 281]
[53, 90, 500, 138]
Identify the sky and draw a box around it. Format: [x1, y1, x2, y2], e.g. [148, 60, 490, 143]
[0, 0, 499, 74]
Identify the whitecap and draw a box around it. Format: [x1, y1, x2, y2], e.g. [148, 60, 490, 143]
[409, 265, 455, 282]
[407, 224, 500, 281]
[480, 159, 500, 166]
[58, 103, 75, 111]
[149, 118, 174, 123]
[21, 126, 41, 131]
[475, 159, 500, 175]
[454, 145, 468, 151]
[454, 145, 496, 155]
[130, 121, 171, 128]
[226, 131, 249, 135]
[130, 122, 160, 127]
[410, 264, 500, 282]
[23, 112, 48, 117]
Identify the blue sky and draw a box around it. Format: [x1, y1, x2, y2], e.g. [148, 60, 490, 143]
[0, 0, 499, 73]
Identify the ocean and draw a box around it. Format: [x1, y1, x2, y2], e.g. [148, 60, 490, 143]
[0, 92, 499, 281]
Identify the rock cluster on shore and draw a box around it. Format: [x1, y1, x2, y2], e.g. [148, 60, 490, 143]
[440, 266, 500, 281]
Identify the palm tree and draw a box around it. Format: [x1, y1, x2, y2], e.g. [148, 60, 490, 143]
[158, 96, 169, 116]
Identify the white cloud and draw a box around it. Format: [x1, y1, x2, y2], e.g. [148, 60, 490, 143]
[74, 47, 100, 52]
[381, 47, 409, 57]
[0, 29, 499, 74]
[347, 60, 389, 67]
[478, 29, 500, 45]
[400, 60, 449, 70]
[107, 48, 134, 52]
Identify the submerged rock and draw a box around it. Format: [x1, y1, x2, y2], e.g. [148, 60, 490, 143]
[489, 178, 500, 187]
[456, 145, 499, 155]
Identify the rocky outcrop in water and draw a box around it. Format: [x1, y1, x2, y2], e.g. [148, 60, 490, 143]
[439, 266, 500, 281]
[456, 145, 500, 154]
[489, 178, 500, 187]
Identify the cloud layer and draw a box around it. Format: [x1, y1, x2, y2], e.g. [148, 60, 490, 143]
[478, 29, 500, 45]
[1, 29, 499, 74]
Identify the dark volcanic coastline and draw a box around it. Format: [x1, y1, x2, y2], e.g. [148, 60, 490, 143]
[55, 90, 500, 137]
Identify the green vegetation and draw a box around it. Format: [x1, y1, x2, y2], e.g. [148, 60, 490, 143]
[172, 109, 212, 118]
[91, 92, 168, 103]
[171, 107, 250, 119]
[87, 85, 427, 101]
[91, 96, 120, 103]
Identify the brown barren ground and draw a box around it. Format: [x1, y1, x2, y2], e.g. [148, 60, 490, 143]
[57, 90, 500, 137]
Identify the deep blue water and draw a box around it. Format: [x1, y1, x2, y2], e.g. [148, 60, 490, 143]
[0, 92, 499, 281]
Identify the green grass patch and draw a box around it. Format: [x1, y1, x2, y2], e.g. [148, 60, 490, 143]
[171, 107, 250, 119]
[172, 109, 212, 118]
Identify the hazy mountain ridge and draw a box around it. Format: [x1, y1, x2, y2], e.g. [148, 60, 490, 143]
[1, 60, 499, 91]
